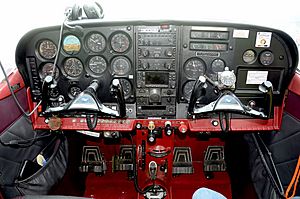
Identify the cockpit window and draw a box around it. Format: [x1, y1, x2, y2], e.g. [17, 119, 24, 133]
[0, 0, 299, 81]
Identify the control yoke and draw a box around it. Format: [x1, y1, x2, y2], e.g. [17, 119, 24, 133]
[188, 74, 273, 120]
[44, 79, 126, 130]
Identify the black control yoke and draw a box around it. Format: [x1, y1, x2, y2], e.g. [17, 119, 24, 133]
[44, 79, 126, 130]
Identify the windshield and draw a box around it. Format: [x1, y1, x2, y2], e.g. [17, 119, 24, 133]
[0, 0, 299, 81]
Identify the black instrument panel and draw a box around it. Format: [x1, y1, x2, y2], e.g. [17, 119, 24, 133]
[16, 21, 298, 119]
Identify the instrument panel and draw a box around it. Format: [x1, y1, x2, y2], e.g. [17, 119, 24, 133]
[16, 21, 298, 120]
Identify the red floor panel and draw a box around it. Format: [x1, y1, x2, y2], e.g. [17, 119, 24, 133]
[84, 162, 231, 199]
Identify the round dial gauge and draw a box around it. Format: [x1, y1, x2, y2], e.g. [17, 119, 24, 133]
[110, 32, 130, 53]
[63, 58, 84, 77]
[183, 81, 195, 101]
[63, 35, 81, 54]
[184, 58, 206, 79]
[38, 40, 57, 59]
[242, 49, 257, 64]
[88, 56, 107, 75]
[211, 59, 225, 73]
[119, 78, 132, 99]
[39, 63, 59, 80]
[259, 51, 274, 66]
[86, 33, 106, 52]
[111, 56, 131, 75]
[68, 86, 82, 98]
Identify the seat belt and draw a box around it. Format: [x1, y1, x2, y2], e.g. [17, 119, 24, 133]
[285, 155, 300, 199]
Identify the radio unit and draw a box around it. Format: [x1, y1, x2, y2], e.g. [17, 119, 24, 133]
[136, 25, 178, 118]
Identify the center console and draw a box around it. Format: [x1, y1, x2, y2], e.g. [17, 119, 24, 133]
[136, 25, 177, 118]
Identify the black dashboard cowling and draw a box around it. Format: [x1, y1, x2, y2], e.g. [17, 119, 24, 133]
[15, 21, 299, 119]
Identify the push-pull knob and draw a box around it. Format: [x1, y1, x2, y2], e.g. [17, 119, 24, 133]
[259, 81, 273, 118]
[165, 121, 172, 136]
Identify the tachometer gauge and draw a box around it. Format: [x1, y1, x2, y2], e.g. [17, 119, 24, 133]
[68, 85, 82, 98]
[110, 32, 130, 53]
[111, 56, 131, 75]
[39, 63, 59, 80]
[38, 40, 57, 59]
[88, 56, 107, 75]
[63, 35, 81, 54]
[183, 81, 195, 101]
[119, 78, 132, 99]
[63, 58, 84, 77]
[86, 33, 106, 52]
[184, 58, 206, 79]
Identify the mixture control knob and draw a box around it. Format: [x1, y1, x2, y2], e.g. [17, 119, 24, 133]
[149, 88, 161, 103]
[178, 122, 188, 134]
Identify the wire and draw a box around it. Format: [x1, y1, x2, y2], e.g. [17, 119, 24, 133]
[0, 61, 42, 117]
[0, 131, 53, 147]
[129, 133, 155, 194]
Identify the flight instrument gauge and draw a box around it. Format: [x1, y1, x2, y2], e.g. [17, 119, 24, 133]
[184, 58, 206, 79]
[63, 58, 84, 77]
[111, 56, 131, 75]
[38, 40, 57, 59]
[86, 33, 106, 53]
[119, 78, 132, 99]
[183, 80, 195, 101]
[39, 63, 59, 80]
[63, 35, 81, 54]
[110, 32, 130, 53]
[68, 85, 82, 98]
[88, 56, 107, 75]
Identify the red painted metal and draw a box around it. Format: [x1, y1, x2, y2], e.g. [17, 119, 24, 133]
[82, 135, 231, 199]
[29, 108, 283, 132]
[288, 73, 300, 96]
[0, 69, 25, 100]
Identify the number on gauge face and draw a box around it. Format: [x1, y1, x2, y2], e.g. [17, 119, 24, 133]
[111, 56, 131, 75]
[63, 58, 83, 77]
[38, 40, 57, 59]
[86, 33, 106, 53]
[88, 56, 107, 75]
[39, 63, 59, 80]
[110, 32, 130, 53]
[184, 58, 206, 79]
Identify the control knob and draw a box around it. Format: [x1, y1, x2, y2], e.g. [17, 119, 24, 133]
[149, 88, 161, 103]
[165, 48, 173, 57]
